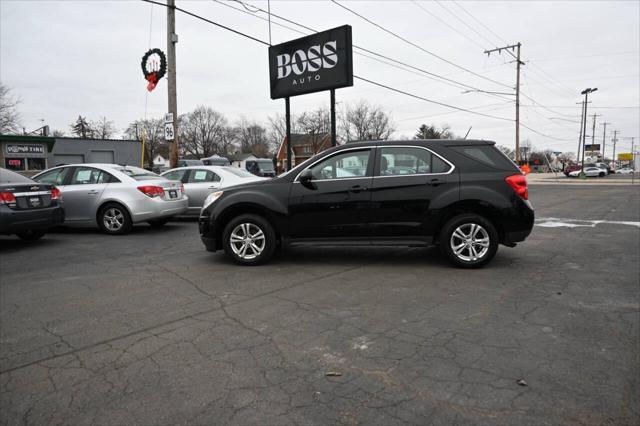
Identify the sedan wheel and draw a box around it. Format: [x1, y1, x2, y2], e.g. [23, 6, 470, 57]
[222, 214, 276, 265]
[98, 203, 133, 235]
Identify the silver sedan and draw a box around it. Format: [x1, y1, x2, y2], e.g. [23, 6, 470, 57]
[161, 166, 267, 215]
[33, 164, 188, 234]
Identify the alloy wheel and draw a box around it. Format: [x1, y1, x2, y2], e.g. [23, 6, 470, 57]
[103, 208, 125, 232]
[229, 223, 265, 260]
[449, 223, 490, 262]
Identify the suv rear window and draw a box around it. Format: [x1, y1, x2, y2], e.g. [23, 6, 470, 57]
[450, 145, 517, 170]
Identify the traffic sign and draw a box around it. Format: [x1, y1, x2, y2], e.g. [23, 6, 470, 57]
[164, 122, 175, 141]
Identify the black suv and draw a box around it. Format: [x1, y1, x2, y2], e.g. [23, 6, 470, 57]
[199, 140, 534, 268]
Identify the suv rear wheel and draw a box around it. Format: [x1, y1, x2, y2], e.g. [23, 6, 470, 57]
[222, 214, 276, 265]
[439, 213, 498, 268]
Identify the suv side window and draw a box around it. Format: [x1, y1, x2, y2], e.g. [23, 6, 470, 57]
[35, 167, 71, 185]
[378, 147, 452, 175]
[308, 149, 371, 180]
[163, 169, 187, 182]
[188, 169, 221, 183]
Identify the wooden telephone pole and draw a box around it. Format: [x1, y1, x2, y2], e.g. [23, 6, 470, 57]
[167, 0, 179, 168]
[484, 43, 523, 162]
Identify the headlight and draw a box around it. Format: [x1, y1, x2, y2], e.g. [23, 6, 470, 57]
[202, 190, 224, 211]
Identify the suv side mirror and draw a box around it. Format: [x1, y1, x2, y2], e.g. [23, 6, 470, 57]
[299, 169, 313, 182]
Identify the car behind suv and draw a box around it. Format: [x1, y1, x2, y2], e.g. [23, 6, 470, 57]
[199, 140, 534, 268]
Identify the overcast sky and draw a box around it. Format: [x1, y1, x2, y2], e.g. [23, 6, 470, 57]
[1, 0, 638, 154]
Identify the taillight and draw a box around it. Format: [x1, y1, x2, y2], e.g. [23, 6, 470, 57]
[0, 191, 16, 204]
[505, 174, 528, 200]
[137, 185, 165, 198]
[180, 183, 184, 194]
[50, 187, 61, 200]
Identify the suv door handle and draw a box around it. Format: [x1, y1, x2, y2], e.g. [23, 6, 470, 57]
[87, 190, 100, 195]
[349, 185, 367, 193]
[428, 178, 446, 186]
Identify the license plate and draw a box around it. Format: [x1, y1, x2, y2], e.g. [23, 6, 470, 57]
[29, 197, 41, 207]
[169, 190, 177, 199]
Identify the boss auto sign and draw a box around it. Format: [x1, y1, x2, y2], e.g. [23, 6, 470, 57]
[269, 25, 353, 99]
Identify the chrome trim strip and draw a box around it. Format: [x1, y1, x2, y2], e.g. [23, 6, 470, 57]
[293, 144, 456, 183]
[13, 191, 51, 196]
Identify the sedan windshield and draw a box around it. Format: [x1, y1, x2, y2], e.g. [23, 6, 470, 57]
[222, 167, 257, 178]
[112, 166, 164, 181]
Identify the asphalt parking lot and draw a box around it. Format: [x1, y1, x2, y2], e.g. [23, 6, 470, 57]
[1, 184, 638, 425]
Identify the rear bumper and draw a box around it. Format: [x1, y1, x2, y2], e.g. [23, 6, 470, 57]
[0, 204, 65, 234]
[129, 197, 189, 223]
[501, 199, 534, 244]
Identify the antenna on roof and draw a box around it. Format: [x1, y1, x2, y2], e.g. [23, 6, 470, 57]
[464, 127, 472, 139]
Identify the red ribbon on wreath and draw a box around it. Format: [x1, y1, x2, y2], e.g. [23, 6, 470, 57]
[141, 48, 167, 92]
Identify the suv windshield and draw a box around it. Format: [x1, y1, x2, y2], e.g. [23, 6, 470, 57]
[257, 160, 275, 171]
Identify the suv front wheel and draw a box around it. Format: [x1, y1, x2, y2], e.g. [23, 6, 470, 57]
[439, 213, 499, 268]
[222, 214, 276, 265]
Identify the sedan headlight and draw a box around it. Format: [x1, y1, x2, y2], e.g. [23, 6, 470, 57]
[202, 190, 224, 211]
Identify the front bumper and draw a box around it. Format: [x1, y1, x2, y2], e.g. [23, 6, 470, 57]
[129, 197, 189, 223]
[0, 204, 65, 234]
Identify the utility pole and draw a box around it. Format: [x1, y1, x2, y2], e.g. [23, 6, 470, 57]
[484, 42, 523, 163]
[577, 101, 585, 165]
[612, 130, 619, 170]
[590, 113, 601, 159]
[580, 88, 597, 177]
[167, 0, 179, 169]
[600, 121, 610, 159]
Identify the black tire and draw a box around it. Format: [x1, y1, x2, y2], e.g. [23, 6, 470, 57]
[98, 203, 133, 235]
[16, 230, 45, 241]
[439, 213, 499, 268]
[599, 172, 605, 177]
[148, 218, 170, 228]
[222, 214, 276, 265]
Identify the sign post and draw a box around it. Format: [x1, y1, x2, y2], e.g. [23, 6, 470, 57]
[269, 25, 353, 170]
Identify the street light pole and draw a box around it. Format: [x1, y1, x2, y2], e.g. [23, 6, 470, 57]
[580, 88, 597, 177]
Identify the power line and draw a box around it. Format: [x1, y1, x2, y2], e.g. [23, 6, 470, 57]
[452, 0, 510, 47]
[410, 1, 486, 50]
[329, 0, 513, 90]
[141, 0, 513, 123]
[219, 0, 514, 99]
[434, 0, 497, 49]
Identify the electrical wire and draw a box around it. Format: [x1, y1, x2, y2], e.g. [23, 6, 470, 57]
[219, 0, 514, 100]
[329, 0, 513, 90]
[141, 0, 513, 122]
[434, 0, 497, 49]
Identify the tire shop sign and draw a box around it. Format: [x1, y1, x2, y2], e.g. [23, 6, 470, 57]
[268, 25, 353, 99]
[5, 144, 45, 155]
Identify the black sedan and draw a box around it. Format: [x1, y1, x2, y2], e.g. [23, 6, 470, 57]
[0, 168, 65, 240]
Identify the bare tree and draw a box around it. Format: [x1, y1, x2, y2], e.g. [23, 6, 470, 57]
[91, 116, 117, 139]
[178, 106, 228, 158]
[236, 118, 270, 157]
[340, 100, 395, 142]
[297, 107, 331, 153]
[52, 129, 66, 137]
[496, 145, 515, 160]
[124, 118, 164, 167]
[267, 113, 298, 154]
[0, 82, 21, 134]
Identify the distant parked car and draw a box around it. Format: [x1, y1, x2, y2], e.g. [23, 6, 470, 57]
[0, 168, 65, 240]
[564, 164, 581, 176]
[161, 166, 267, 215]
[245, 159, 276, 177]
[177, 159, 204, 167]
[202, 155, 231, 166]
[615, 167, 634, 174]
[33, 164, 188, 234]
[568, 167, 605, 177]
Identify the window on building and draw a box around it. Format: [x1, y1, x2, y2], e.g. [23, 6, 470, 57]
[5, 158, 25, 171]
